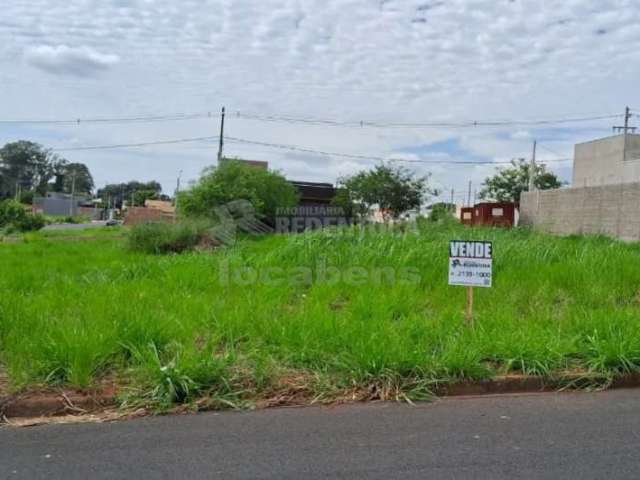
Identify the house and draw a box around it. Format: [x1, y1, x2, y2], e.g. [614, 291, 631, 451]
[279, 181, 341, 232]
[33, 192, 102, 219]
[289, 181, 336, 208]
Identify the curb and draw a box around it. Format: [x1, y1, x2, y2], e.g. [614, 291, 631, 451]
[433, 372, 640, 396]
[2, 373, 640, 419]
[1, 391, 116, 419]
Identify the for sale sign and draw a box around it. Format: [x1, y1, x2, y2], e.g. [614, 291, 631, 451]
[448, 240, 493, 288]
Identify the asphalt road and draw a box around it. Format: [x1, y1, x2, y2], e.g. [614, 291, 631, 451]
[2, 389, 640, 479]
[41, 222, 112, 231]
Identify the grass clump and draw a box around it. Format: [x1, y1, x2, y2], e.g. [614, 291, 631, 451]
[127, 221, 210, 254]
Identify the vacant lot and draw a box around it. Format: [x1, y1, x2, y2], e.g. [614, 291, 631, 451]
[1, 224, 639, 408]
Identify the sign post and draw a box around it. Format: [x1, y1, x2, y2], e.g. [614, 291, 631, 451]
[466, 285, 474, 324]
[448, 240, 493, 326]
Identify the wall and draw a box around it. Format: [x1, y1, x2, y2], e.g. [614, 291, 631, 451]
[573, 134, 640, 187]
[124, 207, 174, 226]
[34, 197, 81, 217]
[520, 183, 640, 241]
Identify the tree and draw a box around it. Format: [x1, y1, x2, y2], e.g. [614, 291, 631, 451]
[132, 190, 159, 207]
[97, 181, 163, 208]
[0, 141, 63, 198]
[178, 160, 299, 225]
[428, 203, 456, 223]
[52, 162, 94, 195]
[336, 164, 432, 221]
[479, 158, 563, 203]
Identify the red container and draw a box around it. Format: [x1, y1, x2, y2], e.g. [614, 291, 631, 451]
[460, 202, 516, 228]
[460, 207, 474, 225]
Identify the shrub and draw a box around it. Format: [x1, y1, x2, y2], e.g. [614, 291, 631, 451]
[0, 199, 45, 232]
[19, 190, 34, 205]
[128, 222, 209, 254]
[12, 213, 46, 232]
[0, 200, 27, 227]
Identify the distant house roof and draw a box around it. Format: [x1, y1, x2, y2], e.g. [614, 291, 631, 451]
[289, 181, 336, 203]
[145, 199, 175, 214]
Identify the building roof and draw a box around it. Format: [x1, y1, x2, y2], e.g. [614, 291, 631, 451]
[289, 181, 336, 202]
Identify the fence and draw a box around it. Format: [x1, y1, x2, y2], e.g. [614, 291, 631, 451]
[520, 182, 640, 241]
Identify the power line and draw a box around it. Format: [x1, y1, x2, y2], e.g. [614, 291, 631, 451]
[227, 136, 498, 164]
[389, 156, 572, 165]
[234, 111, 622, 129]
[0, 112, 218, 126]
[538, 144, 570, 159]
[219, 135, 573, 165]
[52, 136, 219, 151]
[0, 110, 622, 128]
[48, 133, 573, 166]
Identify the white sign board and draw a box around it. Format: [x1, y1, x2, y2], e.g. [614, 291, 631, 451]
[448, 240, 493, 288]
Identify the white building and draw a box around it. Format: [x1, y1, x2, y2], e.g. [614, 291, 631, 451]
[572, 134, 640, 187]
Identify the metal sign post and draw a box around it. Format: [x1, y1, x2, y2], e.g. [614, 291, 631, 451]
[448, 240, 493, 326]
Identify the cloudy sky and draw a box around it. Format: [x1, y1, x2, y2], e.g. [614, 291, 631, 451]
[1, 0, 638, 203]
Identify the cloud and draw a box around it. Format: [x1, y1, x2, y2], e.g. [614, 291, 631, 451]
[0, 0, 638, 195]
[24, 45, 119, 77]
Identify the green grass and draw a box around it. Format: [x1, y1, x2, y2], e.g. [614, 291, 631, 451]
[1, 223, 639, 408]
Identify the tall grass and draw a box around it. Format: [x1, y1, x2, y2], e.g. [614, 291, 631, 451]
[127, 221, 210, 254]
[0, 223, 639, 407]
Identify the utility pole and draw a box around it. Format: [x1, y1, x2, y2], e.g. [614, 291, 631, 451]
[613, 107, 635, 162]
[528, 140, 537, 192]
[467, 181, 472, 207]
[613, 107, 636, 134]
[174, 170, 183, 224]
[131, 191, 135, 209]
[69, 173, 76, 217]
[450, 188, 454, 206]
[613, 107, 635, 134]
[217, 106, 226, 164]
[625, 106, 631, 134]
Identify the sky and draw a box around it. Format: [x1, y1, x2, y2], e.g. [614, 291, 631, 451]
[1, 0, 639, 204]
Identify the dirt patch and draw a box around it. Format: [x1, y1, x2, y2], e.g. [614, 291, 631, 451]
[1, 389, 117, 419]
[0, 376, 120, 421]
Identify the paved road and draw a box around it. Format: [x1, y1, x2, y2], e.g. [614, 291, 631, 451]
[42, 222, 112, 231]
[2, 389, 640, 479]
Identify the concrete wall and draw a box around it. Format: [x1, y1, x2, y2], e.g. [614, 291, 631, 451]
[520, 183, 640, 241]
[573, 134, 640, 187]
